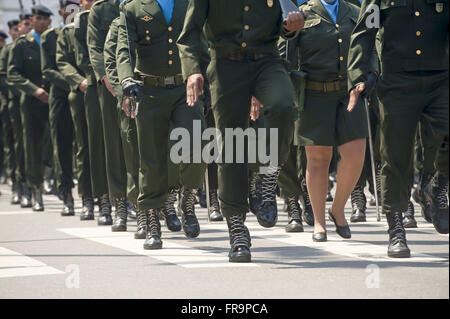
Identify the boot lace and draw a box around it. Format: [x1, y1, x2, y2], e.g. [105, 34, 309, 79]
[261, 167, 281, 203]
[182, 189, 196, 216]
[228, 215, 250, 249]
[210, 190, 220, 211]
[351, 186, 366, 210]
[287, 196, 301, 221]
[148, 210, 161, 237]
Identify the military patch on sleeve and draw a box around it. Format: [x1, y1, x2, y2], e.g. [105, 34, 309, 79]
[436, 3, 444, 13]
[267, 0, 274, 7]
[140, 16, 153, 22]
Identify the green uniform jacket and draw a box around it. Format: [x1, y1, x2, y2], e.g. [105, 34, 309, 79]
[87, 0, 120, 82]
[104, 18, 122, 97]
[282, 0, 378, 82]
[41, 27, 71, 92]
[117, 0, 190, 82]
[74, 11, 97, 86]
[7, 32, 49, 96]
[0, 46, 9, 98]
[176, 0, 300, 80]
[348, 0, 449, 88]
[56, 23, 86, 92]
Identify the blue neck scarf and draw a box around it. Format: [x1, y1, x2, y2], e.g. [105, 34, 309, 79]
[31, 29, 41, 46]
[156, 0, 175, 24]
[320, 0, 339, 24]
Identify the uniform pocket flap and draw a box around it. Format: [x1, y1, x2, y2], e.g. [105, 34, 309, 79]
[303, 17, 321, 28]
[380, 0, 407, 9]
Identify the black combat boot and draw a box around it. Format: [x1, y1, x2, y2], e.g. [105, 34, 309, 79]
[43, 165, 56, 195]
[326, 178, 334, 202]
[135, 209, 147, 239]
[80, 197, 95, 220]
[386, 212, 411, 258]
[300, 179, 314, 226]
[98, 193, 113, 226]
[369, 162, 382, 206]
[112, 199, 128, 232]
[31, 185, 44, 212]
[350, 185, 367, 223]
[227, 214, 251, 263]
[61, 189, 75, 216]
[20, 183, 32, 208]
[11, 182, 22, 205]
[424, 174, 449, 234]
[403, 201, 417, 228]
[285, 196, 304, 233]
[248, 171, 263, 215]
[256, 166, 281, 228]
[197, 188, 207, 208]
[181, 188, 200, 238]
[163, 188, 182, 232]
[143, 209, 163, 249]
[412, 171, 433, 223]
[209, 189, 224, 222]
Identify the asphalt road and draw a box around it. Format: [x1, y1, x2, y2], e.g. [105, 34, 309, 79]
[0, 183, 448, 299]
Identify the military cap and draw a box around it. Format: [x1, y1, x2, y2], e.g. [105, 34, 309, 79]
[31, 5, 54, 17]
[7, 20, 20, 29]
[59, 0, 80, 9]
[0, 30, 8, 39]
[19, 12, 32, 21]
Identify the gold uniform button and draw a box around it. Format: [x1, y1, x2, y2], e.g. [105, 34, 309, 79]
[146, 36, 151, 41]
[339, 56, 344, 61]
[415, 11, 420, 16]
[168, 50, 173, 55]
[416, 31, 421, 36]
[241, 42, 247, 48]
[244, 25, 250, 30]
[335, 24, 339, 28]
[168, 26, 173, 31]
[168, 38, 173, 43]
[146, 30, 150, 34]
[41, 84, 45, 88]
[338, 38, 343, 43]
[244, 6, 250, 11]
[416, 49, 422, 55]
[42, 75, 46, 79]
[168, 60, 173, 65]
[390, 1, 395, 5]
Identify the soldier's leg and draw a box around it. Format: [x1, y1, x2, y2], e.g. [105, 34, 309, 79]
[21, 96, 49, 211]
[8, 95, 28, 207]
[252, 59, 296, 228]
[1, 101, 16, 184]
[68, 91, 94, 219]
[172, 95, 207, 238]
[84, 84, 109, 221]
[49, 86, 74, 216]
[97, 83, 127, 206]
[297, 146, 314, 226]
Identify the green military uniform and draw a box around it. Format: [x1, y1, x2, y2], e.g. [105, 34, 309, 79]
[41, 26, 74, 196]
[104, 17, 140, 207]
[56, 22, 93, 200]
[7, 31, 51, 189]
[0, 41, 27, 199]
[73, 10, 109, 198]
[177, 0, 299, 220]
[348, 0, 449, 214]
[87, 0, 127, 203]
[117, 0, 206, 213]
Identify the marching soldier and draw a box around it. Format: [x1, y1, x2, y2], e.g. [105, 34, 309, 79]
[0, 17, 31, 207]
[73, 1, 112, 223]
[41, 0, 79, 216]
[56, 15, 97, 220]
[0, 30, 8, 191]
[177, 0, 306, 261]
[7, 5, 53, 212]
[87, 0, 129, 227]
[117, 0, 207, 249]
[347, 0, 449, 258]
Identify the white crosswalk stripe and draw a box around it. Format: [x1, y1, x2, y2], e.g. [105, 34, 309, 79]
[0, 246, 64, 279]
[57, 227, 258, 268]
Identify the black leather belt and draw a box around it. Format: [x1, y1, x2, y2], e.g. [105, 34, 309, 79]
[225, 52, 270, 62]
[306, 79, 347, 92]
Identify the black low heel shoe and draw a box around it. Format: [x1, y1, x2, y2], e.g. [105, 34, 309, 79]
[312, 232, 327, 242]
[328, 209, 351, 239]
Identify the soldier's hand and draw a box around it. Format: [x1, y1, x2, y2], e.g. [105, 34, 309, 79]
[122, 79, 143, 100]
[250, 96, 263, 121]
[102, 76, 116, 97]
[122, 97, 133, 119]
[284, 11, 309, 32]
[78, 79, 88, 93]
[33, 88, 49, 104]
[347, 83, 365, 112]
[186, 73, 204, 107]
